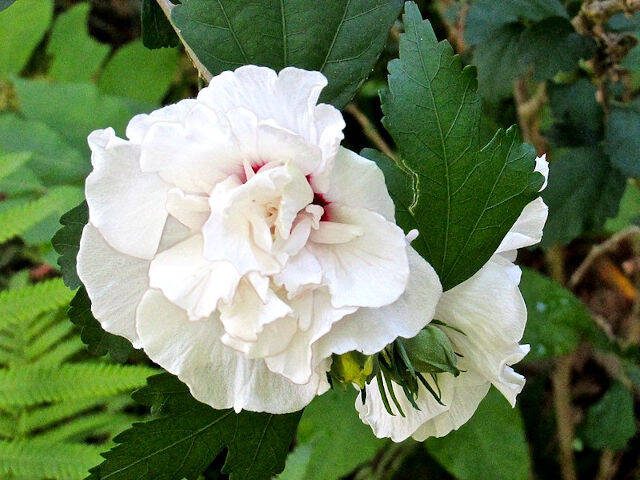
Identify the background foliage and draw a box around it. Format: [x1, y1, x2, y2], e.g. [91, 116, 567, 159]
[0, 0, 639, 479]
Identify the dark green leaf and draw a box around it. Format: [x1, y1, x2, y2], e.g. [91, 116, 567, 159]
[90, 373, 302, 480]
[425, 388, 531, 480]
[520, 268, 606, 361]
[581, 382, 637, 450]
[12, 79, 152, 155]
[373, 2, 543, 290]
[171, 0, 403, 108]
[542, 147, 626, 247]
[465, 0, 566, 46]
[605, 102, 640, 177]
[0, 0, 16, 12]
[142, 0, 180, 49]
[545, 79, 603, 147]
[279, 389, 385, 480]
[52, 201, 87, 290]
[68, 288, 133, 363]
[518, 17, 595, 81]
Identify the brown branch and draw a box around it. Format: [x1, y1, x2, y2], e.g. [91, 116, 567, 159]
[344, 103, 396, 161]
[596, 450, 621, 480]
[552, 355, 578, 480]
[155, 0, 213, 82]
[569, 226, 640, 288]
[514, 78, 548, 155]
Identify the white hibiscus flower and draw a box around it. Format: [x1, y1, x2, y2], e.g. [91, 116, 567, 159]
[356, 156, 549, 442]
[76, 65, 442, 414]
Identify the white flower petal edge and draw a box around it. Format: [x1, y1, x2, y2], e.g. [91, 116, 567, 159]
[77, 65, 438, 413]
[357, 155, 549, 440]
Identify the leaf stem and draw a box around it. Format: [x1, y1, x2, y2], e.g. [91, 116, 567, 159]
[155, 0, 213, 82]
[344, 103, 396, 160]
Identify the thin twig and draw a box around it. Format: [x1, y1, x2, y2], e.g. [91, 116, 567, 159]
[569, 226, 640, 288]
[514, 78, 548, 155]
[155, 0, 213, 82]
[344, 103, 396, 161]
[552, 355, 578, 480]
[596, 450, 621, 480]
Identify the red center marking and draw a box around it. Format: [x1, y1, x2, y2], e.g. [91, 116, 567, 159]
[313, 192, 330, 221]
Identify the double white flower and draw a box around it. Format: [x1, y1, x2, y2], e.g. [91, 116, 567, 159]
[77, 66, 547, 440]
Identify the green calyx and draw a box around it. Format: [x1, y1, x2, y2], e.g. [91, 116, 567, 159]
[329, 351, 375, 389]
[402, 324, 461, 377]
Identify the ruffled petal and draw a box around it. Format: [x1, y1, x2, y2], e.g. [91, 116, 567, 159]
[125, 99, 199, 143]
[148, 234, 240, 321]
[135, 289, 330, 413]
[324, 147, 396, 221]
[77, 224, 148, 347]
[86, 128, 171, 259]
[496, 197, 548, 254]
[436, 256, 528, 405]
[308, 206, 409, 308]
[314, 247, 441, 357]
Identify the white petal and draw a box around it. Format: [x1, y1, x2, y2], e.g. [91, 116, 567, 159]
[264, 289, 355, 384]
[536, 154, 549, 191]
[86, 128, 171, 259]
[125, 99, 199, 143]
[436, 256, 528, 405]
[324, 147, 396, 221]
[77, 225, 148, 347]
[135, 289, 329, 413]
[314, 247, 441, 357]
[218, 280, 291, 342]
[221, 315, 298, 359]
[309, 221, 364, 244]
[496, 197, 548, 254]
[149, 234, 240, 321]
[308, 206, 409, 308]
[166, 188, 210, 232]
[272, 247, 322, 297]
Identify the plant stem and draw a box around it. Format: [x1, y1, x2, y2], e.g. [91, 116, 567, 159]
[344, 103, 396, 161]
[552, 354, 578, 480]
[155, 0, 213, 82]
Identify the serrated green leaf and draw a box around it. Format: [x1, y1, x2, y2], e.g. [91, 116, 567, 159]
[581, 382, 637, 450]
[47, 3, 110, 83]
[171, 0, 402, 108]
[542, 147, 626, 247]
[98, 40, 179, 105]
[0, 0, 16, 12]
[68, 288, 133, 363]
[605, 102, 640, 177]
[12, 79, 152, 155]
[0, 114, 88, 186]
[371, 2, 542, 290]
[279, 389, 385, 480]
[425, 388, 531, 480]
[605, 180, 640, 231]
[520, 268, 604, 361]
[141, 0, 180, 49]
[52, 201, 87, 289]
[0, 0, 53, 78]
[90, 373, 302, 480]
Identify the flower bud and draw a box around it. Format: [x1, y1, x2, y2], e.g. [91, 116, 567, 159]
[402, 325, 460, 376]
[330, 352, 374, 389]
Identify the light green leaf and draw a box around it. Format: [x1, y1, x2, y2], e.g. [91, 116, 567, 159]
[542, 147, 626, 247]
[0, 152, 31, 180]
[605, 180, 640, 231]
[47, 3, 110, 83]
[0, 0, 53, 78]
[171, 0, 403, 108]
[98, 40, 179, 104]
[0, 114, 88, 185]
[371, 2, 543, 290]
[280, 389, 385, 480]
[520, 268, 599, 361]
[581, 382, 637, 450]
[13, 78, 152, 155]
[425, 388, 531, 480]
[90, 373, 302, 480]
[605, 102, 640, 177]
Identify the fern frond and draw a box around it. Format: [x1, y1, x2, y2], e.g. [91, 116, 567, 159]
[35, 411, 135, 443]
[35, 335, 84, 366]
[26, 320, 74, 361]
[20, 398, 107, 434]
[0, 364, 156, 408]
[0, 279, 74, 331]
[0, 185, 83, 244]
[0, 439, 103, 480]
[0, 152, 31, 181]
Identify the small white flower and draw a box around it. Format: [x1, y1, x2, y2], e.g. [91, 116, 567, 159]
[356, 157, 549, 442]
[77, 66, 442, 414]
